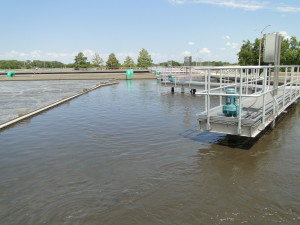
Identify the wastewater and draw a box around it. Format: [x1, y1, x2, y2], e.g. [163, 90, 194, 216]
[0, 80, 103, 123]
[0, 80, 299, 225]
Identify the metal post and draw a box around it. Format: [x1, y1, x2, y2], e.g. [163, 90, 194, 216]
[296, 66, 300, 94]
[268, 67, 271, 90]
[255, 68, 258, 93]
[283, 67, 288, 108]
[207, 69, 211, 130]
[290, 69, 294, 101]
[246, 68, 249, 95]
[237, 68, 243, 135]
[262, 68, 267, 125]
[220, 69, 223, 106]
[273, 33, 283, 95]
[234, 69, 238, 92]
[189, 67, 192, 88]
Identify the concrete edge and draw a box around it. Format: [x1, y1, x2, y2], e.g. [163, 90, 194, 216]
[0, 73, 156, 81]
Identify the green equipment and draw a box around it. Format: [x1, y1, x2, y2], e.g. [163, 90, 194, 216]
[168, 74, 175, 82]
[7, 71, 16, 77]
[126, 69, 134, 80]
[222, 88, 240, 117]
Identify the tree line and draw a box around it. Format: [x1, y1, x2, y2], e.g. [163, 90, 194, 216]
[0, 60, 65, 69]
[0, 48, 153, 69]
[158, 60, 232, 67]
[72, 48, 153, 69]
[2, 37, 299, 70]
[238, 36, 300, 66]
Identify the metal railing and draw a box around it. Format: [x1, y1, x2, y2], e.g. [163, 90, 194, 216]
[198, 65, 300, 135]
[158, 65, 300, 136]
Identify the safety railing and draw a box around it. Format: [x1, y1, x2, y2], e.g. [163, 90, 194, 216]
[158, 65, 300, 136]
[195, 65, 300, 135]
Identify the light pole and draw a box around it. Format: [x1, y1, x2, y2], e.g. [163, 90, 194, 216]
[258, 24, 271, 66]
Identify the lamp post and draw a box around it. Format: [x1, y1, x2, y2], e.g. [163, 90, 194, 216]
[258, 24, 271, 66]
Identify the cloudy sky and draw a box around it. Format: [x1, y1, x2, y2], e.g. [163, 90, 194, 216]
[0, 0, 300, 64]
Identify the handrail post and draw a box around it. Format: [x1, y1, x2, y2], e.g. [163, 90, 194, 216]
[220, 69, 223, 106]
[290, 68, 294, 101]
[246, 68, 249, 95]
[296, 66, 300, 95]
[237, 68, 243, 135]
[234, 69, 238, 92]
[262, 68, 267, 125]
[283, 67, 288, 108]
[255, 68, 258, 93]
[206, 69, 211, 130]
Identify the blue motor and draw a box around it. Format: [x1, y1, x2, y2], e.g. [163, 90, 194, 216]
[222, 88, 239, 117]
[168, 74, 175, 82]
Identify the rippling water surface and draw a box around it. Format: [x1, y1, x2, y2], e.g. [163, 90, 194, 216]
[0, 80, 101, 123]
[0, 80, 300, 225]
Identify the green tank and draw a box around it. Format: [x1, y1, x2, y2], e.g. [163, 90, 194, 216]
[126, 69, 134, 80]
[7, 71, 16, 77]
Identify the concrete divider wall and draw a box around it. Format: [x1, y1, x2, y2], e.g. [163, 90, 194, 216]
[0, 73, 156, 81]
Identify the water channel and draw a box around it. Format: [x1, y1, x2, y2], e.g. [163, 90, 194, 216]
[0, 80, 299, 224]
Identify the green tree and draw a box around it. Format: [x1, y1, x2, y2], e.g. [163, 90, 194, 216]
[25, 60, 32, 69]
[158, 60, 183, 67]
[74, 52, 90, 68]
[0, 60, 24, 69]
[0, 60, 66, 69]
[91, 53, 104, 67]
[237, 40, 255, 65]
[252, 38, 261, 65]
[123, 56, 136, 67]
[106, 53, 120, 68]
[66, 63, 75, 68]
[237, 36, 300, 66]
[282, 37, 300, 65]
[137, 48, 153, 68]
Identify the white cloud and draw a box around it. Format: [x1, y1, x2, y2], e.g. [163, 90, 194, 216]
[116, 52, 138, 58]
[170, 0, 266, 11]
[82, 49, 95, 58]
[7, 50, 27, 57]
[150, 52, 168, 62]
[181, 50, 192, 56]
[278, 31, 288, 36]
[0, 50, 79, 63]
[275, 6, 300, 13]
[223, 35, 231, 40]
[0, 49, 169, 64]
[211, 0, 265, 11]
[199, 48, 211, 54]
[30, 50, 43, 58]
[4, 50, 41, 58]
[225, 42, 239, 49]
[188, 41, 195, 46]
[169, 0, 187, 5]
[45, 52, 71, 58]
[169, 0, 300, 13]
[279, 31, 292, 40]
